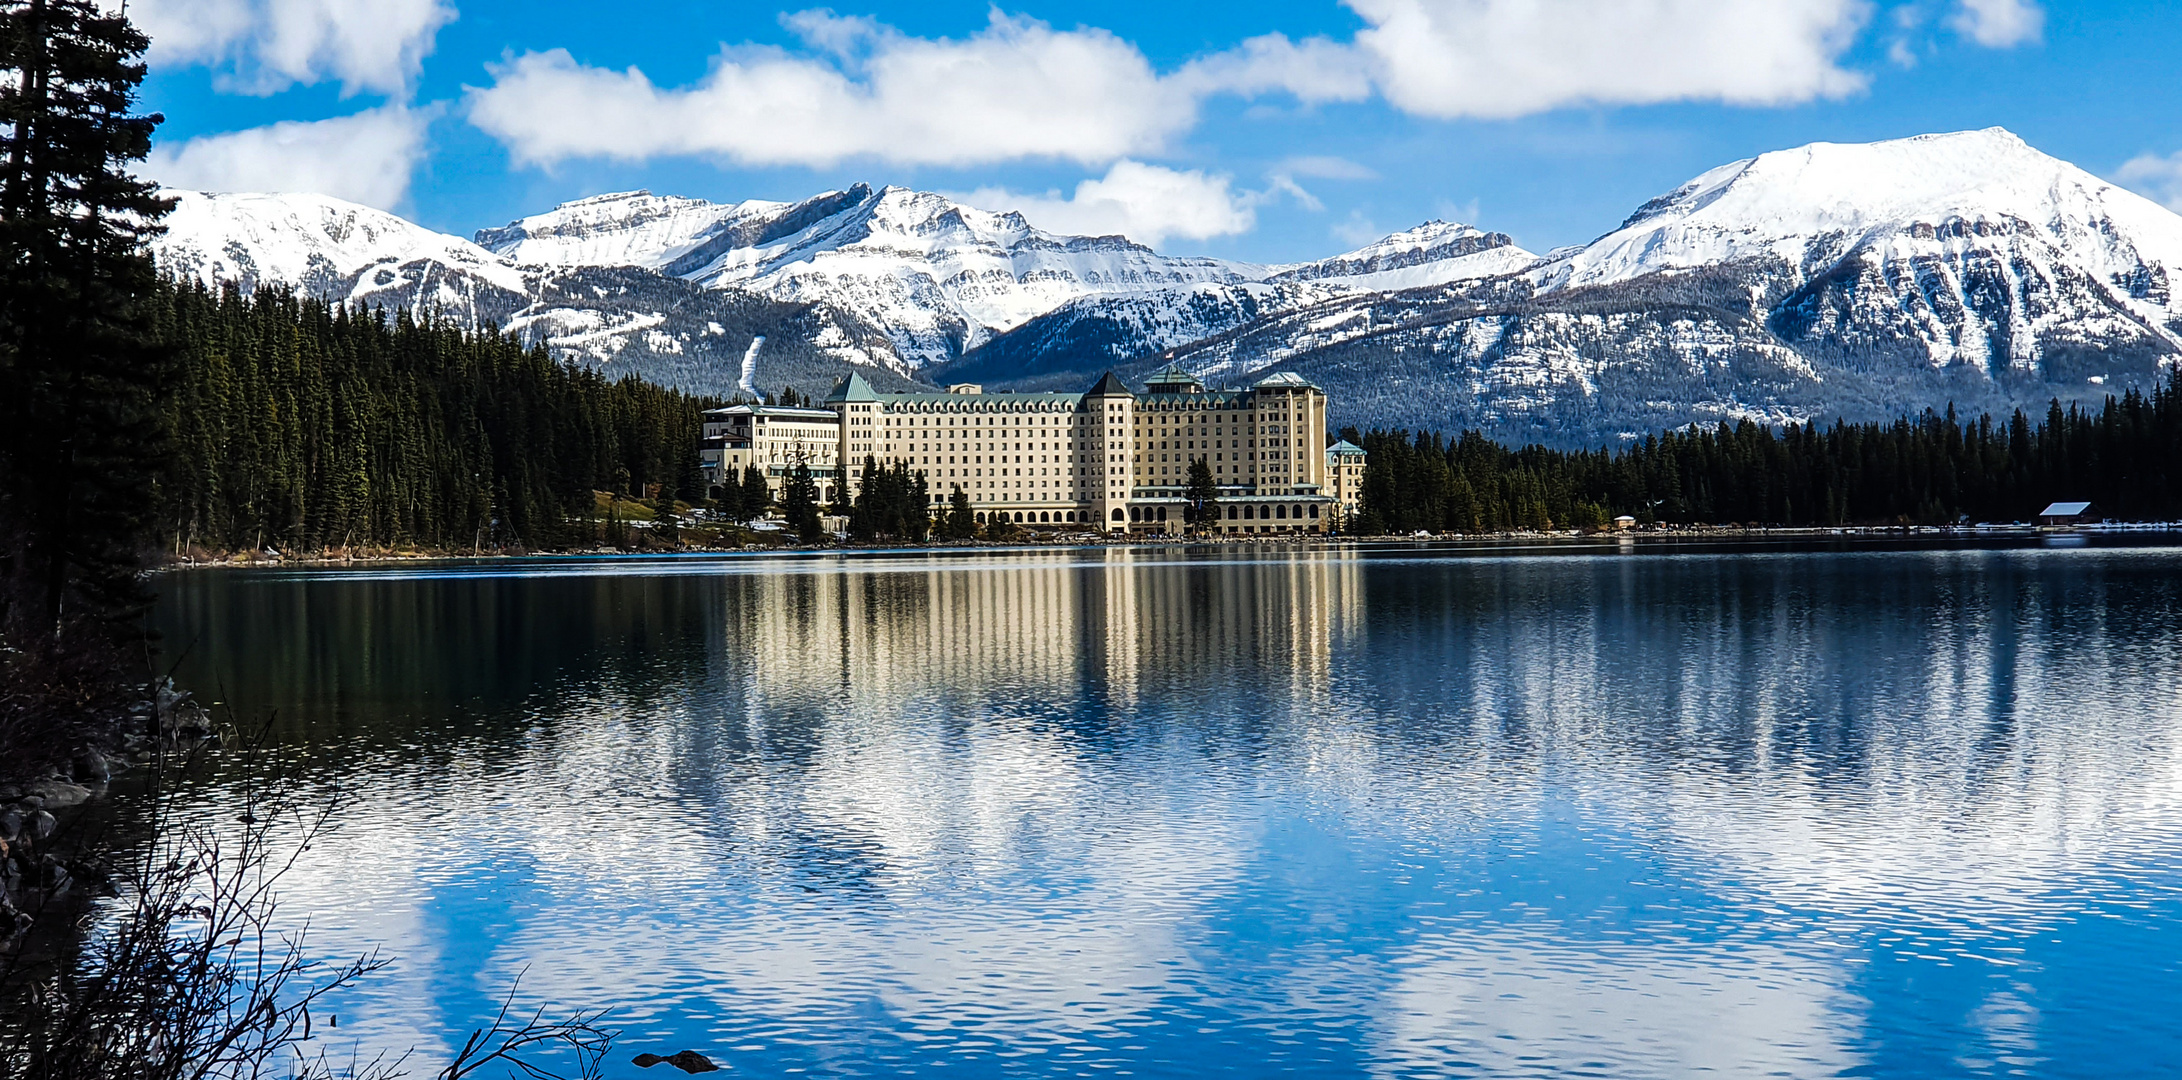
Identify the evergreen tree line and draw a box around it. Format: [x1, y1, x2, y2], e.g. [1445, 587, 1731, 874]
[845, 456, 931, 542]
[1347, 372, 2182, 533]
[154, 280, 715, 553]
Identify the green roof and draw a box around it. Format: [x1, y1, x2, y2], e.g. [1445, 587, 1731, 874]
[826, 371, 879, 403]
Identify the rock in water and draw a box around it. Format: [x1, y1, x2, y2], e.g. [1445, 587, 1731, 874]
[632, 1050, 720, 1073]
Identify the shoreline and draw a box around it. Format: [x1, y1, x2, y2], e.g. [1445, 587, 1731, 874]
[149, 521, 2182, 571]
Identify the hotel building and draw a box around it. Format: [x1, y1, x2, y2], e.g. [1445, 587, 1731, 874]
[702, 364, 1364, 535]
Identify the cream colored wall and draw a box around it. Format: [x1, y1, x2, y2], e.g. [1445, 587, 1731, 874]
[815, 385, 1341, 533]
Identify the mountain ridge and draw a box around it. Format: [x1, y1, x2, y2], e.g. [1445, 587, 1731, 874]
[151, 127, 2182, 445]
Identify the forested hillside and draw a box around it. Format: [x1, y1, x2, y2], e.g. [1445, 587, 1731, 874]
[1348, 372, 2182, 533]
[153, 280, 713, 554]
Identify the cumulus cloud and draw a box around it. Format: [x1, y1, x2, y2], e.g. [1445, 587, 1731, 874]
[141, 105, 433, 210]
[2117, 152, 2182, 214]
[465, 4, 1891, 170]
[133, 0, 455, 96]
[954, 161, 1259, 247]
[1171, 32, 1373, 104]
[1338, 0, 1873, 119]
[467, 11, 1193, 169]
[1950, 0, 2044, 47]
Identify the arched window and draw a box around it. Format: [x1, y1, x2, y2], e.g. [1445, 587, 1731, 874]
[1156, 507, 1168, 521]
[1129, 507, 1142, 522]
[1013, 512, 1024, 522]
[1111, 508, 1125, 521]
[975, 512, 986, 523]
[1226, 506, 1238, 520]
[1276, 505, 1287, 519]
[1293, 505, 1305, 520]
[1038, 512, 1049, 523]
[1309, 505, 1320, 519]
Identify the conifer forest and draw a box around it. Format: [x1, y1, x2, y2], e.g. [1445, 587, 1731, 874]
[153, 281, 713, 555]
[1342, 372, 2182, 534]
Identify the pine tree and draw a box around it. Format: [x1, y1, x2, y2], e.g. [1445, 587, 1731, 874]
[943, 485, 976, 540]
[0, 0, 169, 646]
[740, 464, 771, 521]
[1183, 457, 1219, 534]
[712, 468, 744, 522]
[781, 461, 821, 541]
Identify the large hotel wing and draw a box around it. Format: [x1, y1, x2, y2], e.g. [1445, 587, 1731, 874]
[702, 365, 1367, 535]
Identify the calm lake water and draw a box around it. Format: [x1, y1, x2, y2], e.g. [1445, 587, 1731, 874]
[149, 539, 2182, 1078]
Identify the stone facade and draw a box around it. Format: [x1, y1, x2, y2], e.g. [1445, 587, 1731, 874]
[704, 366, 1362, 535]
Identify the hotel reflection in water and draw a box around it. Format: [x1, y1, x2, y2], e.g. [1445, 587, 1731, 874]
[701, 549, 1366, 706]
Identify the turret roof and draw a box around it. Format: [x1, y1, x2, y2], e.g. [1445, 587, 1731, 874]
[826, 371, 879, 403]
[1086, 371, 1133, 396]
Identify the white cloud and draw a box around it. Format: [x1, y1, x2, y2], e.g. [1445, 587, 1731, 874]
[1278, 155, 1380, 181]
[2117, 152, 2182, 214]
[133, 0, 455, 97]
[142, 105, 433, 210]
[1339, 0, 1873, 119]
[1950, 0, 2044, 47]
[955, 161, 1258, 247]
[1171, 32, 1373, 104]
[1331, 210, 1385, 247]
[467, 11, 1193, 169]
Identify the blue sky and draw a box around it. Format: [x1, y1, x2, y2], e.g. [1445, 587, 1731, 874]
[136, 0, 2182, 263]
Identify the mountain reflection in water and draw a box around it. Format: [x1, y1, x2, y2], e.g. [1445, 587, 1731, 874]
[152, 541, 2182, 1079]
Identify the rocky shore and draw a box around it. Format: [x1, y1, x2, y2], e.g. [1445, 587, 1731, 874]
[0, 682, 212, 948]
[146, 520, 2181, 571]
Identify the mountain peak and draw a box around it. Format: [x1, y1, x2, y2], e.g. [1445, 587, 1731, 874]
[1548, 126, 2182, 292]
[1268, 219, 1534, 289]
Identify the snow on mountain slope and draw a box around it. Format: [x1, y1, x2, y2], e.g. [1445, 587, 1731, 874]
[1056, 129, 2182, 443]
[1541, 129, 2182, 290]
[478, 184, 1262, 371]
[158, 191, 531, 309]
[1271, 221, 1538, 290]
[1531, 128, 2182, 373]
[474, 190, 789, 271]
[150, 190, 915, 399]
[940, 221, 1541, 385]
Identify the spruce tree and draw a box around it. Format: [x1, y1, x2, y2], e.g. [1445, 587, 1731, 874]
[944, 485, 976, 539]
[0, 0, 169, 646]
[740, 464, 772, 521]
[781, 461, 821, 540]
[1183, 457, 1219, 534]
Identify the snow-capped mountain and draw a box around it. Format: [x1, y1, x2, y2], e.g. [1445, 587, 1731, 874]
[1530, 128, 2182, 378]
[1270, 221, 1537, 289]
[159, 191, 531, 312]
[973, 128, 2181, 443]
[153, 190, 919, 397]
[933, 224, 1541, 389]
[476, 184, 1259, 372]
[152, 128, 2182, 445]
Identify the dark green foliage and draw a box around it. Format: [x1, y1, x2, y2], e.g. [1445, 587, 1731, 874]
[939, 485, 977, 539]
[711, 469, 745, 521]
[738, 464, 771, 522]
[780, 461, 822, 541]
[152, 282, 715, 553]
[847, 456, 929, 542]
[1183, 458, 1218, 532]
[0, 0, 169, 644]
[1355, 373, 2182, 531]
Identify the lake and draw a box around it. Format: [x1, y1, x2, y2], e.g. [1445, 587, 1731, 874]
[149, 539, 2182, 1078]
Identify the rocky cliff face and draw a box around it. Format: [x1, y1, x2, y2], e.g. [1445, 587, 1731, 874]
[968, 129, 2182, 443]
[157, 129, 2182, 442]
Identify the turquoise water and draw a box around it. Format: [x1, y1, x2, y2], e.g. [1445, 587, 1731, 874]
[152, 540, 2182, 1078]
